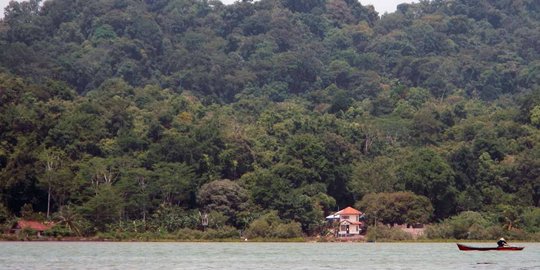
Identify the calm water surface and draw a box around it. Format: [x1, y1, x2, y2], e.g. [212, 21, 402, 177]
[0, 242, 538, 270]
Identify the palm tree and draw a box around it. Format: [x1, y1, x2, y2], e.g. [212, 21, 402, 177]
[54, 205, 84, 236]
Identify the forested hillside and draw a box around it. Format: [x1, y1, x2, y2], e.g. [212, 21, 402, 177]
[1, 0, 539, 239]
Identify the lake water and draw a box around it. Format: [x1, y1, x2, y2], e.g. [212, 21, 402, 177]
[0, 242, 538, 270]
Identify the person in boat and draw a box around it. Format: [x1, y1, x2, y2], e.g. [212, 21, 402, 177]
[497, 237, 508, 247]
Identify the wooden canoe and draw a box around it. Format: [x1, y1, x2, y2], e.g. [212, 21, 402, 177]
[457, 243, 524, 251]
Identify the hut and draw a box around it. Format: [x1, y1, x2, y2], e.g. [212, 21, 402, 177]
[11, 220, 54, 237]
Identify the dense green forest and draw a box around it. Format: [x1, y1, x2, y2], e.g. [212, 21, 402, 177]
[0, 0, 539, 240]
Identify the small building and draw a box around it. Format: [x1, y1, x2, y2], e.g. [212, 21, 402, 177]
[327, 206, 364, 237]
[11, 220, 54, 237]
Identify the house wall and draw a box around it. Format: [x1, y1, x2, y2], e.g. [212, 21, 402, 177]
[339, 215, 359, 222]
[338, 224, 360, 235]
[338, 214, 361, 235]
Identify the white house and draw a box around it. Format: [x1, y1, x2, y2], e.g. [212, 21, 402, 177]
[328, 206, 364, 236]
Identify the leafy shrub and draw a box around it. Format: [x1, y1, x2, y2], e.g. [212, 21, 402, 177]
[206, 211, 229, 229]
[43, 226, 74, 238]
[244, 212, 304, 239]
[467, 223, 491, 239]
[18, 227, 38, 240]
[244, 218, 271, 238]
[425, 211, 520, 240]
[150, 205, 199, 232]
[272, 222, 303, 238]
[425, 223, 453, 239]
[176, 228, 204, 240]
[529, 232, 540, 241]
[0, 234, 18, 241]
[484, 225, 505, 240]
[505, 229, 528, 241]
[205, 226, 240, 239]
[366, 225, 413, 241]
[521, 207, 540, 233]
[0, 203, 9, 224]
[446, 211, 492, 239]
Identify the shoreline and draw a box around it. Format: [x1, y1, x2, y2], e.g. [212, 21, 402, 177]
[1, 235, 537, 243]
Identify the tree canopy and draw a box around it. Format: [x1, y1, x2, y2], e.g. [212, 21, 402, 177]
[0, 0, 539, 237]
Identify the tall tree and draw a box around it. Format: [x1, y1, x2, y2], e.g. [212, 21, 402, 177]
[397, 148, 457, 219]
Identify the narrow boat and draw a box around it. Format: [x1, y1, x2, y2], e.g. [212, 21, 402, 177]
[457, 243, 524, 251]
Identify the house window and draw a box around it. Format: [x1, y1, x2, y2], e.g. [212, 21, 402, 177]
[340, 225, 347, 231]
[341, 216, 349, 220]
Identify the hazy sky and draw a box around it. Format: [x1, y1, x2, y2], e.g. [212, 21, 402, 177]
[217, 0, 418, 14]
[358, 0, 418, 14]
[0, 0, 10, 18]
[0, 0, 418, 18]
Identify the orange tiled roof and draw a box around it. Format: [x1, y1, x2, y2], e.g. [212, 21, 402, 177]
[336, 206, 362, 215]
[16, 220, 54, 231]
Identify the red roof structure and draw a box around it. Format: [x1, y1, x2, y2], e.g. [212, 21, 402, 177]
[14, 220, 54, 232]
[335, 206, 362, 215]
